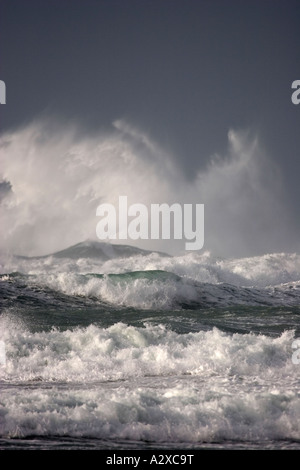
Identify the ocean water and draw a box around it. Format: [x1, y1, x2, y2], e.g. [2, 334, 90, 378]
[0, 240, 300, 450]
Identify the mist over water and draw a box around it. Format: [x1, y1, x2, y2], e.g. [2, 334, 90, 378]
[0, 118, 296, 257]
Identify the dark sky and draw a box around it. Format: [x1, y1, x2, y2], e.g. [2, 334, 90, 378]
[0, 0, 299, 256]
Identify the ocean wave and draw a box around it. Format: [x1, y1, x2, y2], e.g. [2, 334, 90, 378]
[1, 381, 299, 443]
[2, 241, 300, 286]
[0, 318, 297, 383]
[1, 269, 300, 312]
[1, 243, 300, 312]
[0, 320, 299, 443]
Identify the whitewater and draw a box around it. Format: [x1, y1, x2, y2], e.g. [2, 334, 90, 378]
[0, 120, 300, 449]
[0, 240, 300, 449]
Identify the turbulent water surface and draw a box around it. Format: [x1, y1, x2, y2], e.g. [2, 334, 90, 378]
[0, 241, 300, 449]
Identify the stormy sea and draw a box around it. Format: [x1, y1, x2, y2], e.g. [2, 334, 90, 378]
[0, 240, 299, 450]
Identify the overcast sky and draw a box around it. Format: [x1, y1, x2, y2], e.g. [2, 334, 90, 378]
[0, 0, 299, 257]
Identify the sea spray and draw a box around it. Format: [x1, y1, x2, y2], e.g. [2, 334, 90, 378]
[0, 120, 292, 257]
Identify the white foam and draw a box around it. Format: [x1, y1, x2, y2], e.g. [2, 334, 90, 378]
[1, 316, 299, 442]
[0, 316, 298, 383]
[0, 382, 299, 442]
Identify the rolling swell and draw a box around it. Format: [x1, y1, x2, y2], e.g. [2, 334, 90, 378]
[1, 244, 300, 337]
[1, 267, 300, 313]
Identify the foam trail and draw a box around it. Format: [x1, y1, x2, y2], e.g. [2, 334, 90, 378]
[0, 119, 294, 257]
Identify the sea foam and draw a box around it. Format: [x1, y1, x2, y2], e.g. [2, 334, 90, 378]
[0, 320, 299, 443]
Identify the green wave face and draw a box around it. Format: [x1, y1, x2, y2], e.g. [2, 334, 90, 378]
[86, 270, 181, 282]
